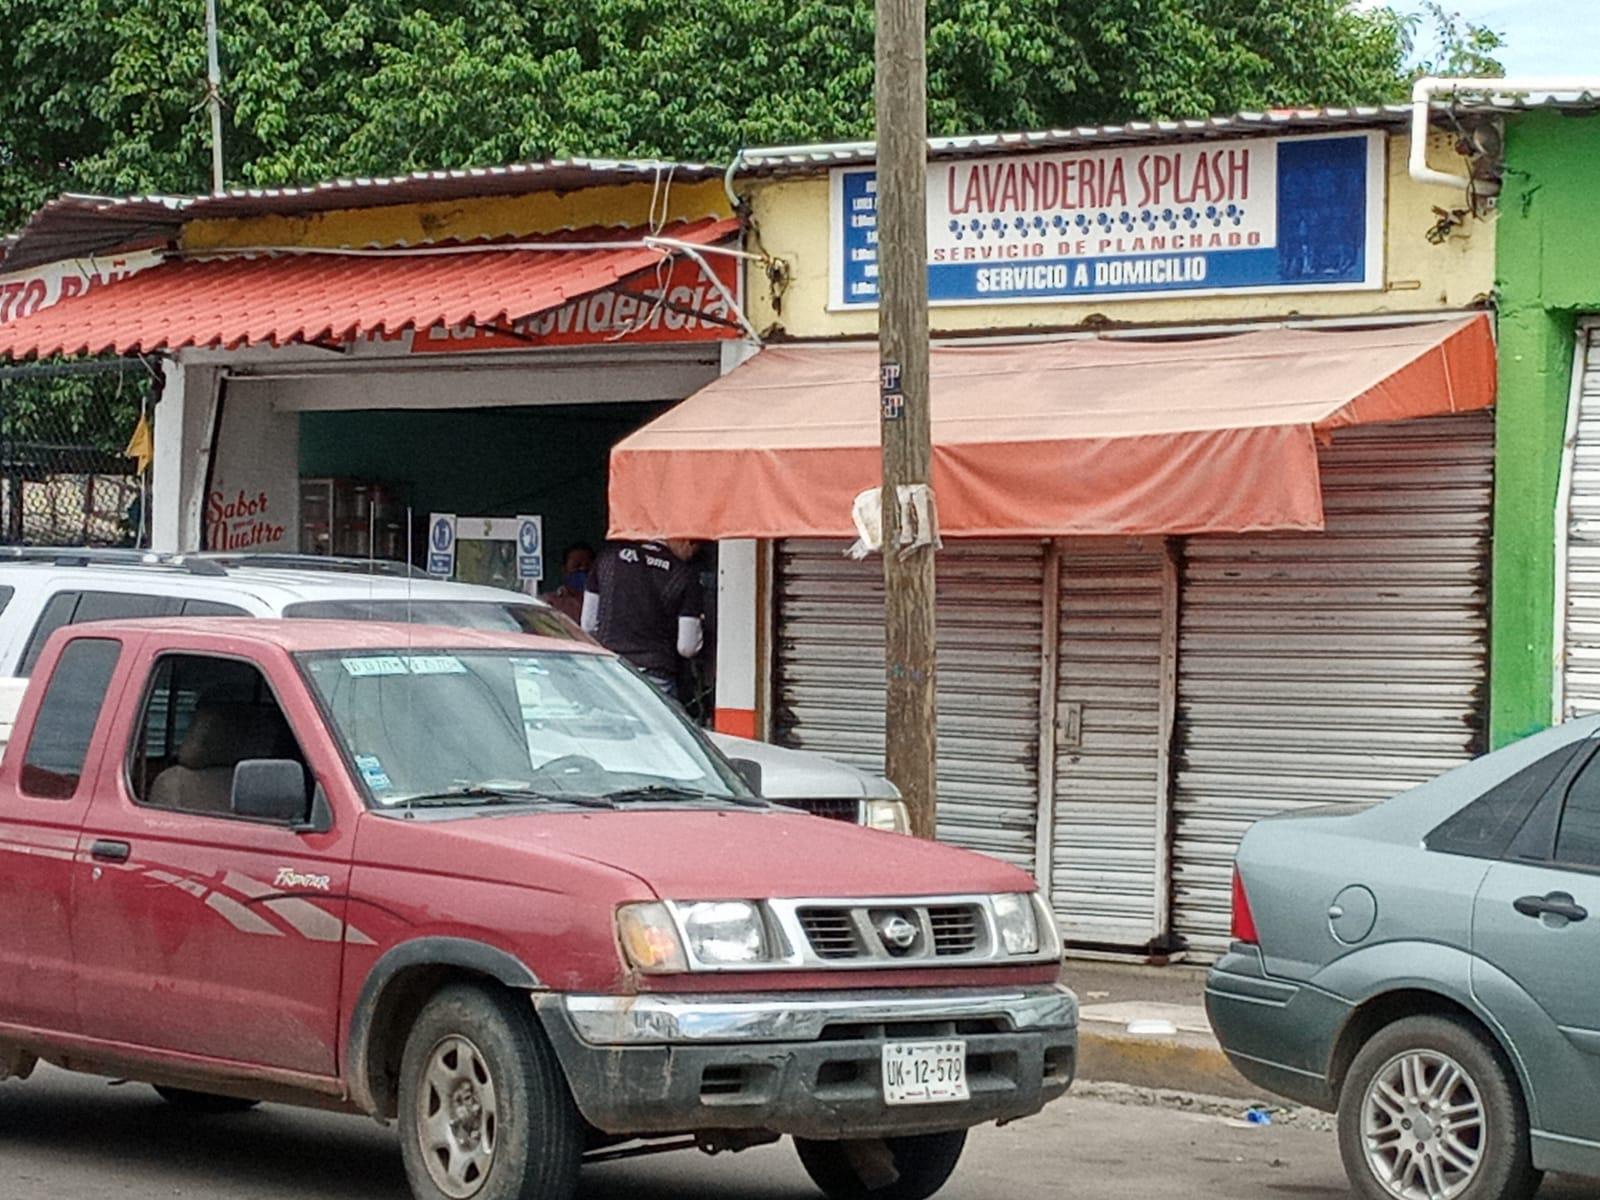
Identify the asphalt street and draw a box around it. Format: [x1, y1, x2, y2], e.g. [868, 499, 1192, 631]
[0, 1067, 1597, 1199]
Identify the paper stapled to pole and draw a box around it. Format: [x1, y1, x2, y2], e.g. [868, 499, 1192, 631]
[845, 484, 943, 560]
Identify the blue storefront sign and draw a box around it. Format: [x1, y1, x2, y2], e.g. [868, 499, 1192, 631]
[426, 513, 456, 578]
[516, 515, 544, 582]
[829, 132, 1384, 308]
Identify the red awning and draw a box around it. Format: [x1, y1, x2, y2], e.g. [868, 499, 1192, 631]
[608, 315, 1496, 539]
[0, 217, 739, 359]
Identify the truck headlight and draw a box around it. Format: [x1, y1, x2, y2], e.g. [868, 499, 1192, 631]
[992, 892, 1041, 956]
[678, 900, 771, 966]
[863, 798, 910, 834]
[617, 902, 688, 974]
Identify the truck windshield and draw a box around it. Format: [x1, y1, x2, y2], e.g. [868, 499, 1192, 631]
[299, 649, 744, 807]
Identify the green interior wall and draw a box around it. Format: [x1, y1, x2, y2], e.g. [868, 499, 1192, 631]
[1492, 110, 1600, 746]
[298, 403, 665, 587]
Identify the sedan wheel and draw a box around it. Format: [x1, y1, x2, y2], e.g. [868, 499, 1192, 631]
[1360, 1049, 1483, 1200]
[1337, 1015, 1539, 1200]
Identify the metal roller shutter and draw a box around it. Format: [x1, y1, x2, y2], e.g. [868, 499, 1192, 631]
[1173, 413, 1493, 957]
[1559, 323, 1600, 719]
[774, 539, 1044, 872]
[1050, 539, 1175, 948]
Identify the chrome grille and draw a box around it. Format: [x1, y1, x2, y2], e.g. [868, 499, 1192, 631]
[664, 893, 1054, 971]
[798, 908, 861, 958]
[927, 905, 982, 956]
[793, 901, 990, 962]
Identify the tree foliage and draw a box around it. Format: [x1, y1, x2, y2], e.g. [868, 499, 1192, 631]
[0, 0, 1503, 229]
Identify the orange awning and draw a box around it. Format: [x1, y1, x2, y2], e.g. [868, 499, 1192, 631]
[608, 315, 1495, 539]
[0, 218, 739, 358]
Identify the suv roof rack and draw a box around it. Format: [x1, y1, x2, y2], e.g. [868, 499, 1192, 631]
[0, 547, 428, 580]
[0, 547, 228, 576]
[191, 553, 428, 579]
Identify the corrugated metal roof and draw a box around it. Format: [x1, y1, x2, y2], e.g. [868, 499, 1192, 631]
[738, 106, 1417, 171]
[0, 217, 737, 360]
[1476, 90, 1600, 110]
[6, 95, 1596, 274]
[739, 96, 1600, 172]
[0, 158, 721, 275]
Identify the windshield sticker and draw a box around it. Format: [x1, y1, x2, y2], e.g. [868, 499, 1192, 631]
[354, 754, 393, 792]
[404, 655, 466, 675]
[341, 655, 467, 677]
[342, 656, 409, 677]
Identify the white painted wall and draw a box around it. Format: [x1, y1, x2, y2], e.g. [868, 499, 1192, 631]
[205, 382, 299, 552]
[150, 358, 221, 552]
[713, 339, 763, 734]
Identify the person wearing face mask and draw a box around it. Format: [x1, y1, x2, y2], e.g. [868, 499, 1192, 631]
[581, 538, 704, 699]
[545, 542, 595, 622]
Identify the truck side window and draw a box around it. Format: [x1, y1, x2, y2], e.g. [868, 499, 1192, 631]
[20, 637, 122, 799]
[129, 654, 309, 818]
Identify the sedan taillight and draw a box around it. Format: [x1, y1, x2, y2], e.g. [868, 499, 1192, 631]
[1230, 866, 1259, 945]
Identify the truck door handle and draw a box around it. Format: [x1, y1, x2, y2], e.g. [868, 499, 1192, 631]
[1513, 892, 1588, 923]
[89, 839, 131, 864]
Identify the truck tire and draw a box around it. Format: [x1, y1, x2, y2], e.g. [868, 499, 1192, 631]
[152, 1086, 260, 1114]
[397, 983, 582, 1200]
[794, 1130, 967, 1200]
[1337, 1015, 1540, 1200]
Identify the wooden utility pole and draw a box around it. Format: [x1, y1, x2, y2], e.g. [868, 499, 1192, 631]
[875, 0, 938, 838]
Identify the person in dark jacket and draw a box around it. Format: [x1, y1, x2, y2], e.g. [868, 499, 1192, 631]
[581, 539, 703, 698]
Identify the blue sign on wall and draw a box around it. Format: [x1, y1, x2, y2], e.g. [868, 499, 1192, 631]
[830, 132, 1384, 308]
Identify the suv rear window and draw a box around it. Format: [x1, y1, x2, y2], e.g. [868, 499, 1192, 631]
[283, 599, 585, 641]
[19, 590, 181, 675]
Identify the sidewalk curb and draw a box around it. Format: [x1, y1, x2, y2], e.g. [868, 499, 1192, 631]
[1077, 1022, 1260, 1102]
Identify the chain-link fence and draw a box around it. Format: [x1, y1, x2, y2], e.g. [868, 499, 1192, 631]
[0, 360, 153, 548]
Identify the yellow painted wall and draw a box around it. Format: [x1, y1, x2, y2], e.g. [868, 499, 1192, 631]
[181, 178, 732, 252]
[742, 130, 1494, 338]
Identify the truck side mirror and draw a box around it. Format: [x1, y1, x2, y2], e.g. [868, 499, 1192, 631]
[231, 759, 310, 825]
[729, 757, 763, 795]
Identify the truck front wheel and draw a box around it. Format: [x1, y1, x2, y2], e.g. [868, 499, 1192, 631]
[397, 984, 582, 1200]
[794, 1130, 967, 1200]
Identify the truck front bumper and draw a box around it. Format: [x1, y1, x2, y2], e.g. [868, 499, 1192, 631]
[534, 985, 1076, 1140]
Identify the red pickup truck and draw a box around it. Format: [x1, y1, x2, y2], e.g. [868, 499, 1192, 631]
[0, 618, 1075, 1200]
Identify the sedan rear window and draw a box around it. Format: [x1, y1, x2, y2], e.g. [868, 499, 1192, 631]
[1426, 744, 1586, 859]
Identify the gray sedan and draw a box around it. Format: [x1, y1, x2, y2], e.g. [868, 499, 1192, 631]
[1207, 717, 1600, 1200]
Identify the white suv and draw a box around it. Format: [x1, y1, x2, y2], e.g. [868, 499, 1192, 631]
[0, 549, 906, 829]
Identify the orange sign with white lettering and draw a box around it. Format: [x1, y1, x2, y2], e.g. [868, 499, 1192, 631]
[407, 253, 739, 353]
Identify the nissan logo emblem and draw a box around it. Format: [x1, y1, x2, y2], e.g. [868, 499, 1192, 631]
[876, 913, 919, 952]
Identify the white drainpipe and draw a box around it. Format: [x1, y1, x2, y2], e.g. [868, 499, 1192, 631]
[1410, 76, 1600, 190]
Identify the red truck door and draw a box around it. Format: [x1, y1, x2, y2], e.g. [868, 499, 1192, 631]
[72, 641, 357, 1080]
[0, 633, 129, 1034]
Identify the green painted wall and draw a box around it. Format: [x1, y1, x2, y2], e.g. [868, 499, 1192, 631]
[298, 403, 666, 587]
[1491, 110, 1600, 746]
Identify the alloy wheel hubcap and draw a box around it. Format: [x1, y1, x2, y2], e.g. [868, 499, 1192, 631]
[1361, 1049, 1485, 1200]
[417, 1034, 499, 1198]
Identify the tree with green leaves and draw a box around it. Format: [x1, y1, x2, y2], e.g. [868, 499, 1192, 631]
[0, 0, 1501, 230]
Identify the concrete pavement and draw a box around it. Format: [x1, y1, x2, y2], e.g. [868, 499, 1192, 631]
[1066, 960, 1259, 1099]
[5, 1063, 1600, 1200]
